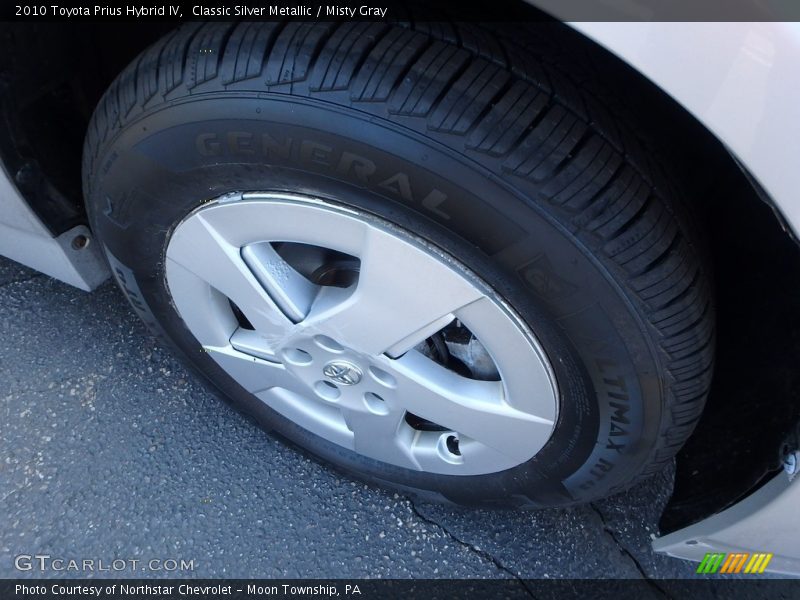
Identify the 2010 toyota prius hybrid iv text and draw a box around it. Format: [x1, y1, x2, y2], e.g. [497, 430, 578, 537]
[1, 10, 799, 574]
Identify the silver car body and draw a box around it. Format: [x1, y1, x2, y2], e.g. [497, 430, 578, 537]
[653, 471, 800, 576]
[0, 166, 108, 291]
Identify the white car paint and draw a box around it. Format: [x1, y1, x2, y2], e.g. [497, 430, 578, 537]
[567, 21, 800, 237]
[654, 471, 800, 576]
[0, 165, 109, 290]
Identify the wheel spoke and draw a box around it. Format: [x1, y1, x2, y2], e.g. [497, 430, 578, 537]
[241, 242, 319, 323]
[165, 258, 240, 347]
[255, 387, 355, 449]
[302, 226, 484, 356]
[385, 351, 554, 461]
[341, 408, 418, 469]
[203, 344, 304, 395]
[409, 431, 516, 473]
[167, 213, 295, 353]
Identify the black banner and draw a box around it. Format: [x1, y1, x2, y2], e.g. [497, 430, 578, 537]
[3, 579, 800, 600]
[4, 0, 800, 23]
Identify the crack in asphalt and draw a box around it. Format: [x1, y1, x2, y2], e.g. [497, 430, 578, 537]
[589, 503, 672, 599]
[409, 501, 537, 598]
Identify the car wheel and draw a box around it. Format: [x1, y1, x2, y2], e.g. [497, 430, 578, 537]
[83, 21, 714, 507]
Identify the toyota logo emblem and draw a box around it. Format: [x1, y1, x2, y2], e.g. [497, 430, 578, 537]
[322, 361, 363, 386]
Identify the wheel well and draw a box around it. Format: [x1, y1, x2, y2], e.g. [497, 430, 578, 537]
[557, 27, 800, 530]
[0, 23, 170, 234]
[1, 17, 798, 522]
[544, 24, 800, 528]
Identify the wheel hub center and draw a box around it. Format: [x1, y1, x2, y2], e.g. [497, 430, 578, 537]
[322, 360, 363, 385]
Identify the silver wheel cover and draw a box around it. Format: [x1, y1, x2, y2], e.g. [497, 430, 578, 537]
[165, 192, 558, 475]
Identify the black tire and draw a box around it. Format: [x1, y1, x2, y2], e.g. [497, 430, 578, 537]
[83, 21, 714, 507]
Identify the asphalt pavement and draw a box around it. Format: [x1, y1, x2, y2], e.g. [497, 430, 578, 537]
[0, 255, 701, 583]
